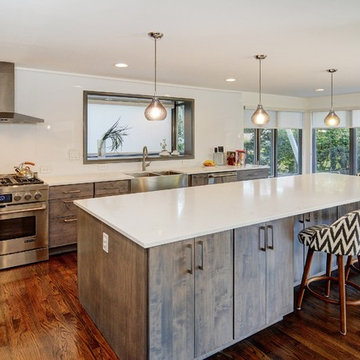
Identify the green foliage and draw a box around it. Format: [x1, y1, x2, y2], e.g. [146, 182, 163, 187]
[177, 105, 185, 152]
[315, 128, 350, 174]
[101, 118, 130, 152]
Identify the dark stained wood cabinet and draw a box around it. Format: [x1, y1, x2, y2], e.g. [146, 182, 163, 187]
[234, 217, 293, 339]
[94, 180, 130, 197]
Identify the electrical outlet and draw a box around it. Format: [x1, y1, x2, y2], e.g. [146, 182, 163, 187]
[103, 232, 109, 253]
[68, 149, 80, 160]
[97, 164, 108, 171]
[39, 166, 52, 174]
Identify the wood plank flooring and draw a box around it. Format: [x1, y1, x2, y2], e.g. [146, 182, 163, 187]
[1, 253, 360, 359]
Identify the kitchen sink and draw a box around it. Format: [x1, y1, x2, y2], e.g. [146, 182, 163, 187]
[127, 171, 188, 193]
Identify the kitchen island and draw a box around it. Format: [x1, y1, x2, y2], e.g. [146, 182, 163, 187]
[75, 174, 360, 360]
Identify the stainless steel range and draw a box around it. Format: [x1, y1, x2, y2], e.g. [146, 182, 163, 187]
[0, 174, 49, 269]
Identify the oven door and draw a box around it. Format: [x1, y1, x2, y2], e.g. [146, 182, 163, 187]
[0, 202, 48, 255]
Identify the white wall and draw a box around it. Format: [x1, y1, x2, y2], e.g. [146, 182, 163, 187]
[0, 67, 310, 177]
[0, 68, 244, 176]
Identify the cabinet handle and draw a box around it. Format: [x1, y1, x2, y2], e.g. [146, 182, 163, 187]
[267, 225, 274, 250]
[305, 213, 311, 222]
[63, 190, 81, 194]
[198, 241, 204, 270]
[186, 244, 193, 274]
[298, 214, 305, 224]
[259, 226, 266, 251]
[63, 218, 77, 223]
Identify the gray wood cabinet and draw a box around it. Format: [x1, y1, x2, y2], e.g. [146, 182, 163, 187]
[338, 201, 360, 217]
[293, 208, 338, 284]
[234, 217, 293, 339]
[148, 230, 233, 360]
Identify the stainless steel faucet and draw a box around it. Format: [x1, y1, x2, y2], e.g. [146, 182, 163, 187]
[142, 146, 151, 171]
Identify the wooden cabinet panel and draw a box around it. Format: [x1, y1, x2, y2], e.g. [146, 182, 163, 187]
[238, 168, 269, 181]
[49, 198, 89, 219]
[234, 224, 266, 338]
[94, 180, 130, 197]
[293, 214, 306, 285]
[338, 201, 360, 217]
[266, 217, 294, 324]
[49, 183, 94, 200]
[194, 231, 233, 357]
[148, 240, 194, 360]
[190, 174, 208, 186]
[49, 216, 77, 247]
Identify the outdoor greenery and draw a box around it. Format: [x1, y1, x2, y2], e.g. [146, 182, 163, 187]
[177, 104, 185, 153]
[314, 128, 350, 174]
[277, 129, 300, 175]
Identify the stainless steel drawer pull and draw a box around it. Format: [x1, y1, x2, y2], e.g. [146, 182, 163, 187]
[63, 218, 77, 223]
[186, 244, 193, 274]
[208, 172, 237, 178]
[267, 225, 274, 250]
[259, 226, 266, 251]
[63, 190, 81, 194]
[198, 241, 204, 270]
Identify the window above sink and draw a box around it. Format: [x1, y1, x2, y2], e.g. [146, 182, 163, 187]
[83, 91, 194, 164]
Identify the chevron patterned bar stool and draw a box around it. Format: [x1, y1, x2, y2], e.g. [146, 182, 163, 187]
[296, 210, 360, 335]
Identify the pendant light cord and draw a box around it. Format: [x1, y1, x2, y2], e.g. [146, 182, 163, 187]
[258, 58, 262, 105]
[154, 37, 157, 96]
[330, 72, 334, 111]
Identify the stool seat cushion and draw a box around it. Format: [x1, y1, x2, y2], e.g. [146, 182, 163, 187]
[298, 224, 329, 246]
[299, 210, 360, 256]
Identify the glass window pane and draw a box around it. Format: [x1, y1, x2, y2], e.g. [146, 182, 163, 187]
[176, 104, 185, 153]
[259, 129, 274, 176]
[314, 128, 350, 174]
[244, 128, 256, 165]
[277, 129, 301, 176]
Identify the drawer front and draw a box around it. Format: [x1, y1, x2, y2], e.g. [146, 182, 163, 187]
[191, 174, 208, 186]
[238, 168, 269, 181]
[49, 198, 89, 219]
[49, 183, 94, 200]
[94, 180, 130, 197]
[49, 216, 78, 248]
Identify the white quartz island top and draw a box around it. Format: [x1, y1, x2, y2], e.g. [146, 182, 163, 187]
[74, 174, 360, 248]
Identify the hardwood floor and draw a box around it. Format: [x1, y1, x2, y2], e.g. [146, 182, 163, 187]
[1, 253, 360, 359]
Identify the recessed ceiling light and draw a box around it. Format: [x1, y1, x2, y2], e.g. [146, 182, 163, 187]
[225, 78, 236, 82]
[114, 63, 129, 68]
[315, 88, 325, 92]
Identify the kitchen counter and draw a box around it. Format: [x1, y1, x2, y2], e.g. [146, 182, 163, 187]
[42, 164, 268, 186]
[74, 173, 360, 248]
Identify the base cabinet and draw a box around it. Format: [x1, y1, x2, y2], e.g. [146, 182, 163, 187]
[234, 217, 293, 339]
[148, 231, 233, 359]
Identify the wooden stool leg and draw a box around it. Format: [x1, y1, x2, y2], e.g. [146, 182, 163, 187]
[357, 255, 360, 271]
[338, 255, 347, 335]
[325, 253, 333, 297]
[297, 248, 314, 310]
[345, 256, 352, 281]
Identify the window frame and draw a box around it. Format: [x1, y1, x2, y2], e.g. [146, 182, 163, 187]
[83, 90, 195, 164]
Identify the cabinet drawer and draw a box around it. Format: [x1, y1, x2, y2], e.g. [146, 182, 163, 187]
[94, 180, 130, 197]
[238, 168, 268, 181]
[49, 216, 78, 247]
[191, 174, 208, 186]
[50, 183, 94, 200]
[49, 198, 89, 219]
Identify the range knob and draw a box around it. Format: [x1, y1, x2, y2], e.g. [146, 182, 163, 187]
[34, 192, 42, 200]
[24, 193, 32, 201]
[13, 193, 22, 201]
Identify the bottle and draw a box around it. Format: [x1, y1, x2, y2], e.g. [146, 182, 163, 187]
[216, 146, 225, 165]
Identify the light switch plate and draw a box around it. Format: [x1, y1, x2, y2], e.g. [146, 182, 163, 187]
[103, 232, 109, 253]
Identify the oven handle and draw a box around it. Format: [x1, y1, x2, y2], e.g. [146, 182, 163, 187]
[0, 204, 47, 215]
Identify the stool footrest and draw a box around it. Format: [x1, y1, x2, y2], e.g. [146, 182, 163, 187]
[306, 275, 360, 306]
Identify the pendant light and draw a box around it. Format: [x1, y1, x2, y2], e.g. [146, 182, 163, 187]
[144, 32, 167, 121]
[324, 69, 340, 127]
[251, 54, 270, 126]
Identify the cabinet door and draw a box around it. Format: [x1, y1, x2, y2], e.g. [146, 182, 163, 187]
[307, 208, 338, 276]
[266, 217, 294, 324]
[148, 240, 194, 360]
[234, 224, 266, 339]
[191, 174, 208, 186]
[338, 201, 360, 217]
[294, 214, 306, 285]
[194, 231, 233, 357]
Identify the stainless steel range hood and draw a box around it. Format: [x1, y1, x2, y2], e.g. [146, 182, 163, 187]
[0, 62, 43, 124]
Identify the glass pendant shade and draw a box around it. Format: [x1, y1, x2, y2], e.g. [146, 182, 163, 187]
[251, 104, 270, 126]
[144, 97, 167, 121]
[324, 110, 340, 127]
[324, 69, 340, 127]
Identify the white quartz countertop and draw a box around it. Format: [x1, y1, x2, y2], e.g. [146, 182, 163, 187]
[42, 165, 268, 185]
[175, 164, 268, 175]
[74, 173, 360, 249]
[42, 172, 133, 186]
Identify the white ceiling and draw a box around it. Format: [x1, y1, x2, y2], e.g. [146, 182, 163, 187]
[1, 0, 360, 97]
